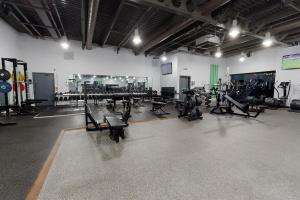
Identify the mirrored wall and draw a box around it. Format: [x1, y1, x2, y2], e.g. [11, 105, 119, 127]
[67, 74, 153, 93]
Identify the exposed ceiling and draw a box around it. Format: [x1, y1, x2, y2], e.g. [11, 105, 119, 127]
[1, 0, 300, 57]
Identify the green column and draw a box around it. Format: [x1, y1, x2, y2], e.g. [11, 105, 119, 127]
[209, 64, 219, 90]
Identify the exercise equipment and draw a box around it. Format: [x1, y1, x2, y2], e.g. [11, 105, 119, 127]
[265, 81, 291, 109]
[289, 99, 300, 113]
[177, 90, 203, 121]
[210, 84, 262, 118]
[0, 69, 11, 81]
[0, 82, 12, 93]
[84, 83, 130, 143]
[0, 58, 17, 125]
[151, 101, 169, 115]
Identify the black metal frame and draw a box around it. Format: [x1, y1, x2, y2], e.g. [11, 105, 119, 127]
[0, 58, 18, 125]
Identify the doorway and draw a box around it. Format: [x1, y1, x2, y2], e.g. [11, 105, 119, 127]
[33, 72, 55, 106]
[179, 76, 191, 100]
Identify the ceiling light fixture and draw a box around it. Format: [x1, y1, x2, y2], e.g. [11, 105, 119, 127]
[161, 51, 167, 61]
[133, 29, 142, 45]
[60, 36, 69, 50]
[215, 47, 222, 58]
[262, 32, 274, 47]
[229, 19, 240, 39]
[239, 52, 246, 62]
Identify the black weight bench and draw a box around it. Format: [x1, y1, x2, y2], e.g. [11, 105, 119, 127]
[104, 116, 127, 143]
[224, 95, 262, 118]
[151, 101, 170, 115]
[132, 98, 142, 107]
[85, 104, 128, 143]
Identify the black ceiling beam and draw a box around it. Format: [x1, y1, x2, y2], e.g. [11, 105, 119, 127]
[102, 0, 124, 46]
[86, 0, 100, 50]
[224, 44, 263, 57]
[223, 39, 261, 52]
[127, 0, 218, 25]
[245, 2, 280, 19]
[150, 24, 226, 55]
[27, 0, 58, 38]
[200, 0, 232, 16]
[21, 22, 58, 29]
[148, 24, 204, 55]
[128, 0, 287, 55]
[8, 11, 34, 36]
[116, 7, 153, 52]
[11, 4, 42, 37]
[52, 1, 66, 36]
[270, 19, 300, 34]
[0, 0, 49, 11]
[81, 0, 87, 49]
[43, 0, 61, 38]
[286, 1, 300, 12]
[135, 17, 196, 55]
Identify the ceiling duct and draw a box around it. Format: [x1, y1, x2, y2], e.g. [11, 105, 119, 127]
[196, 34, 220, 48]
[86, 0, 100, 50]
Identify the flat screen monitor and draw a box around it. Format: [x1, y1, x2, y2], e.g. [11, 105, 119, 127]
[282, 53, 300, 70]
[161, 63, 172, 75]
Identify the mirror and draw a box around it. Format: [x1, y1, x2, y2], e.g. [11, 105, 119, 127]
[67, 74, 152, 93]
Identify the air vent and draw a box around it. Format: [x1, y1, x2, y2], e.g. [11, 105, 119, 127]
[196, 34, 220, 47]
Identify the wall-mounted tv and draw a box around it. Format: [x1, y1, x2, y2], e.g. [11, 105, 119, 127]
[282, 53, 300, 70]
[161, 63, 172, 75]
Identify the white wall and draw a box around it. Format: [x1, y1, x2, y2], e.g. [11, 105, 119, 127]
[178, 52, 226, 89]
[17, 35, 161, 93]
[160, 54, 179, 91]
[0, 18, 19, 58]
[226, 46, 300, 101]
[0, 19, 20, 105]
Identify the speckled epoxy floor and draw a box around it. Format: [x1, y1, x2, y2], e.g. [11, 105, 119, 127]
[38, 110, 300, 200]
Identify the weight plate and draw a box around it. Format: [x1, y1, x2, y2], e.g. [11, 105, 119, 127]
[0, 82, 12, 93]
[0, 69, 11, 81]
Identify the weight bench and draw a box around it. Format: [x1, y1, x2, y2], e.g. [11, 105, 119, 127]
[132, 97, 142, 107]
[85, 104, 128, 143]
[224, 95, 262, 118]
[104, 116, 127, 143]
[151, 101, 170, 115]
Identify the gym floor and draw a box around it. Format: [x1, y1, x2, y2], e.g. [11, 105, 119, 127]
[0, 102, 177, 199]
[1, 105, 300, 199]
[37, 109, 300, 200]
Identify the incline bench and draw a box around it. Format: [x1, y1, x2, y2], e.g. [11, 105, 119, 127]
[224, 95, 262, 118]
[85, 104, 128, 143]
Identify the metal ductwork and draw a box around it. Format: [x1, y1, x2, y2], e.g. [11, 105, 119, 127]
[196, 34, 221, 47]
[86, 0, 100, 50]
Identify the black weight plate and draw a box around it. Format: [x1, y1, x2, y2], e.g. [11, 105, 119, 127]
[0, 69, 11, 81]
[0, 82, 12, 93]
